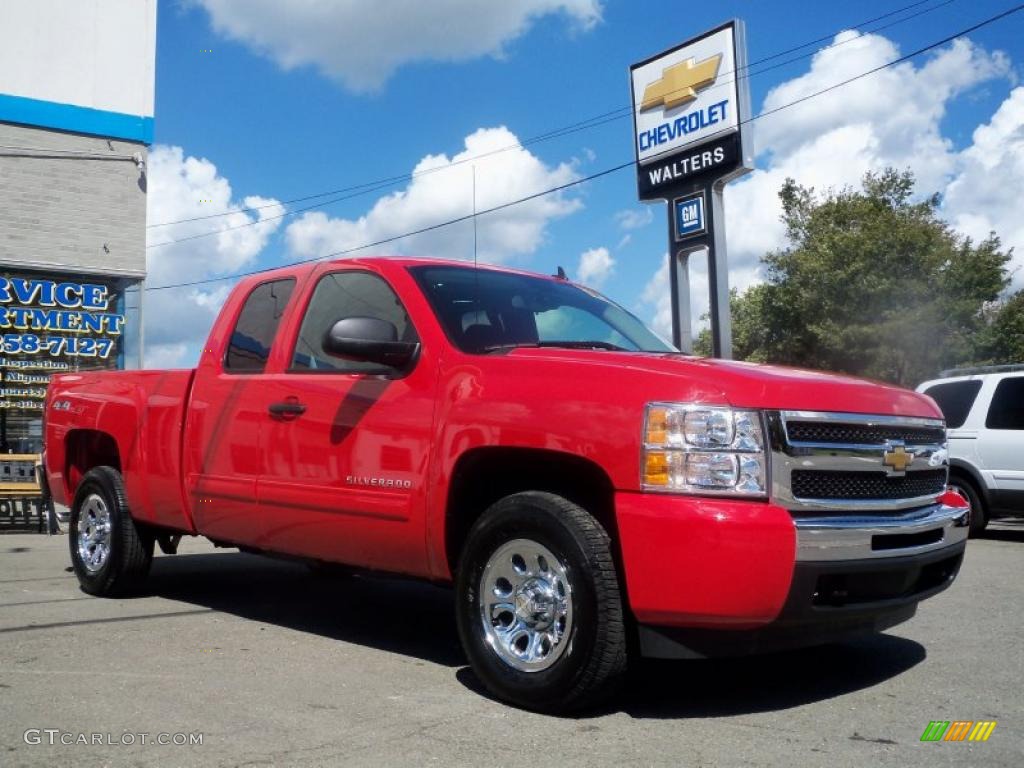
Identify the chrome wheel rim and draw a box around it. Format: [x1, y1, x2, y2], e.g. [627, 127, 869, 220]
[77, 494, 112, 573]
[478, 538, 573, 672]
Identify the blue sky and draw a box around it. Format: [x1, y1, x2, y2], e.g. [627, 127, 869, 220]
[144, 0, 1024, 366]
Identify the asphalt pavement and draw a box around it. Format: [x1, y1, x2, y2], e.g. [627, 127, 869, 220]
[1, 521, 1021, 767]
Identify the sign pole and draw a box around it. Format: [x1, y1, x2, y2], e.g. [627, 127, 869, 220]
[705, 181, 732, 358]
[667, 210, 690, 352]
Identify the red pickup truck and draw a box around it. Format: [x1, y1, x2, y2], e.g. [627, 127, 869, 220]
[44, 257, 968, 712]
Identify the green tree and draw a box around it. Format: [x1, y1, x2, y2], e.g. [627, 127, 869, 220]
[711, 169, 1012, 386]
[978, 291, 1024, 363]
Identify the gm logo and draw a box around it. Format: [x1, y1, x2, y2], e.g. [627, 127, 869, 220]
[674, 191, 706, 240]
[920, 721, 997, 742]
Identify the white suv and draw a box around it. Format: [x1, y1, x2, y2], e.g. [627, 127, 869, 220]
[918, 365, 1024, 535]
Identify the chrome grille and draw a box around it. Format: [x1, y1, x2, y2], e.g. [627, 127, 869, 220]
[785, 421, 945, 445]
[791, 469, 947, 501]
[768, 410, 948, 514]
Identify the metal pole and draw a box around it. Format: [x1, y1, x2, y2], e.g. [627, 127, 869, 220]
[675, 251, 693, 354]
[667, 207, 682, 349]
[705, 182, 732, 359]
[137, 281, 145, 369]
[667, 202, 696, 353]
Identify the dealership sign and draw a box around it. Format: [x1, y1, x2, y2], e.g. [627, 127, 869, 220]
[630, 21, 753, 200]
[629, 20, 754, 359]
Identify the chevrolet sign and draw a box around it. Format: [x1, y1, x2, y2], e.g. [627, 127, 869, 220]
[630, 20, 753, 198]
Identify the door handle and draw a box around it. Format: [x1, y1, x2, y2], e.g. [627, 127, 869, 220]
[268, 400, 307, 418]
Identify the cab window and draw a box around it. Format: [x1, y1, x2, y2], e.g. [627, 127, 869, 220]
[290, 271, 418, 373]
[224, 278, 295, 373]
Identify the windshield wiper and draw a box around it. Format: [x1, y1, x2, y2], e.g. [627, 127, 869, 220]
[479, 342, 540, 354]
[536, 340, 628, 351]
[480, 340, 630, 353]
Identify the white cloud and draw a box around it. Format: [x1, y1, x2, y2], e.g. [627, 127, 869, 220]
[641, 254, 672, 339]
[943, 86, 1024, 289]
[722, 33, 1012, 276]
[576, 246, 614, 287]
[285, 126, 581, 264]
[615, 206, 654, 230]
[193, 0, 601, 92]
[145, 145, 284, 367]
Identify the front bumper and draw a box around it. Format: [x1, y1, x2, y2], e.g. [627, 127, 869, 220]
[791, 500, 969, 561]
[639, 540, 965, 658]
[615, 491, 970, 656]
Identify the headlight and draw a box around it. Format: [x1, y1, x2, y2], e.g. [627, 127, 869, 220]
[642, 404, 768, 496]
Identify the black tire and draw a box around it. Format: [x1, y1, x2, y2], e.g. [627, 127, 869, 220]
[455, 491, 628, 713]
[949, 476, 987, 537]
[69, 466, 154, 596]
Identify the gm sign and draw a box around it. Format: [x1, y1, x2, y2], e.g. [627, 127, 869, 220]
[674, 191, 706, 240]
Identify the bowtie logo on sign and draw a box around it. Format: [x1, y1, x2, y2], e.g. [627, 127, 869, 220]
[640, 54, 722, 112]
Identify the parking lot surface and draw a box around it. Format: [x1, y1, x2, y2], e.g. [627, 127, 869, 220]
[1, 524, 1022, 767]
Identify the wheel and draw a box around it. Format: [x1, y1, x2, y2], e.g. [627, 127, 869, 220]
[69, 466, 154, 596]
[948, 476, 987, 537]
[455, 491, 628, 713]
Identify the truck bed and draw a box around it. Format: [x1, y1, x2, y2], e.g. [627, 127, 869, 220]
[45, 369, 197, 532]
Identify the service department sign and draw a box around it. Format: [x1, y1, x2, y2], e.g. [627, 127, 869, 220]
[630, 20, 753, 200]
[0, 275, 125, 412]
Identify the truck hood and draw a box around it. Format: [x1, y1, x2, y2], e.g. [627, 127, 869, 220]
[505, 349, 940, 419]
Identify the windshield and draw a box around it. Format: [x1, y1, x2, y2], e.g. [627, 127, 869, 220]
[409, 265, 676, 354]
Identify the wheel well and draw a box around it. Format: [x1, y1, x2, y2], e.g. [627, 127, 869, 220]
[444, 447, 618, 574]
[948, 463, 987, 506]
[65, 430, 121, 499]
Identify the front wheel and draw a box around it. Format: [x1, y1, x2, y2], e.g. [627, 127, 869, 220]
[455, 492, 628, 713]
[949, 478, 987, 537]
[69, 466, 154, 596]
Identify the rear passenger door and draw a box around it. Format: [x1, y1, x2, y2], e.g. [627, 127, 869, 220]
[185, 278, 296, 546]
[254, 267, 437, 575]
[978, 376, 1024, 500]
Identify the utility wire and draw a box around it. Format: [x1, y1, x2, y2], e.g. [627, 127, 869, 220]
[146, 2, 1023, 291]
[145, 0, 953, 232]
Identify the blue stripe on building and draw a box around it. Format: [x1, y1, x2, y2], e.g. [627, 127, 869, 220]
[0, 93, 153, 144]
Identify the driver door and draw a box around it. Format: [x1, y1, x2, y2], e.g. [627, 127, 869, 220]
[254, 267, 437, 575]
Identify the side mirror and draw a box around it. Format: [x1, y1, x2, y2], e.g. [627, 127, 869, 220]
[322, 316, 419, 369]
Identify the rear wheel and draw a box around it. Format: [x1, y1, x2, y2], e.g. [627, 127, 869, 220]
[949, 476, 987, 537]
[455, 492, 628, 713]
[69, 466, 154, 596]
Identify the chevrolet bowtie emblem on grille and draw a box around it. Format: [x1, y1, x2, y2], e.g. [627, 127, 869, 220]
[640, 53, 722, 112]
[883, 444, 914, 474]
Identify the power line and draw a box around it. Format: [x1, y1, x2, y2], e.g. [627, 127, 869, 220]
[145, 0, 954, 232]
[146, 2, 1024, 292]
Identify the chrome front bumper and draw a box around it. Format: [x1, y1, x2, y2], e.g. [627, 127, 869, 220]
[794, 502, 969, 561]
